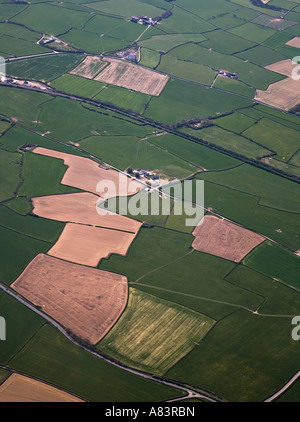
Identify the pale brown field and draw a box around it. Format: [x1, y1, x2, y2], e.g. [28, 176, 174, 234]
[255, 59, 300, 110]
[33, 147, 142, 199]
[12, 254, 128, 344]
[94, 58, 169, 96]
[48, 223, 137, 266]
[192, 216, 264, 262]
[265, 59, 294, 77]
[32, 192, 142, 233]
[0, 374, 84, 402]
[70, 55, 108, 79]
[286, 37, 300, 49]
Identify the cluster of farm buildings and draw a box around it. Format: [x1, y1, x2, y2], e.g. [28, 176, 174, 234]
[218, 70, 238, 79]
[131, 16, 158, 26]
[127, 167, 160, 187]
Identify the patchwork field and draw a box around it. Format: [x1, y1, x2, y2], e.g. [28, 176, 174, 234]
[192, 216, 264, 262]
[11, 254, 128, 344]
[0, 374, 84, 402]
[0, 0, 300, 403]
[98, 288, 215, 376]
[48, 223, 138, 267]
[95, 58, 169, 96]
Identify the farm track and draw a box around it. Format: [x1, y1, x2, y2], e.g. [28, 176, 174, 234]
[0, 280, 218, 403]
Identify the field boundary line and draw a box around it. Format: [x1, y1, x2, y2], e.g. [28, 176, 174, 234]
[0, 364, 89, 402]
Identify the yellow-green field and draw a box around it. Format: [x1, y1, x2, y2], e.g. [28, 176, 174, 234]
[98, 288, 215, 376]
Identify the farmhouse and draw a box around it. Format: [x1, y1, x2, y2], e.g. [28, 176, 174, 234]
[131, 16, 158, 26]
[219, 70, 238, 79]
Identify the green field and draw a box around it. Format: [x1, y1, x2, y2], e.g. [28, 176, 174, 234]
[139, 33, 207, 53]
[139, 48, 161, 68]
[203, 181, 300, 251]
[158, 55, 216, 86]
[51, 74, 105, 99]
[236, 45, 288, 66]
[7, 55, 84, 82]
[0, 150, 21, 202]
[61, 29, 129, 54]
[200, 29, 255, 54]
[19, 152, 81, 197]
[9, 324, 181, 402]
[167, 309, 299, 401]
[198, 164, 300, 213]
[243, 118, 300, 161]
[13, 3, 91, 35]
[183, 125, 272, 159]
[98, 288, 215, 376]
[226, 265, 300, 316]
[0, 291, 44, 364]
[35, 97, 150, 142]
[86, 0, 167, 17]
[79, 134, 195, 178]
[0, 125, 88, 157]
[1, 0, 300, 403]
[244, 242, 300, 290]
[213, 76, 255, 98]
[100, 226, 262, 320]
[146, 132, 241, 170]
[0, 86, 46, 123]
[145, 78, 252, 123]
[169, 43, 285, 90]
[0, 204, 63, 243]
[213, 112, 256, 133]
[229, 22, 276, 43]
[0, 225, 51, 285]
[94, 85, 151, 114]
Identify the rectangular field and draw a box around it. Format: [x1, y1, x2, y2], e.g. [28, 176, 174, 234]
[94, 58, 169, 96]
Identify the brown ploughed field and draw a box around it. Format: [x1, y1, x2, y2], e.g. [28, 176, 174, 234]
[0, 374, 84, 402]
[192, 216, 264, 262]
[48, 223, 137, 266]
[94, 58, 169, 96]
[11, 254, 128, 344]
[32, 147, 142, 199]
[255, 59, 300, 111]
[32, 192, 142, 234]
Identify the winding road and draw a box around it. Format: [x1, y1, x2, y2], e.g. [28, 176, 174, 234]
[0, 281, 217, 402]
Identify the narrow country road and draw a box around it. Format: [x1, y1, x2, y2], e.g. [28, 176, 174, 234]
[0, 281, 217, 403]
